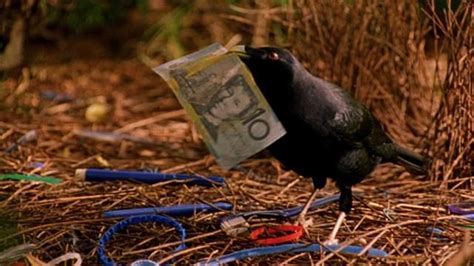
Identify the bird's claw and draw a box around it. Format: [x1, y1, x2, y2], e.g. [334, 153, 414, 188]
[297, 216, 314, 228]
[295, 216, 313, 236]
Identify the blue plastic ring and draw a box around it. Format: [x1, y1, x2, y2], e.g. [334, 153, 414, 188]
[97, 215, 187, 266]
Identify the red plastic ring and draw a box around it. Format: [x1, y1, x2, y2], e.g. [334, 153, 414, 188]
[250, 224, 303, 245]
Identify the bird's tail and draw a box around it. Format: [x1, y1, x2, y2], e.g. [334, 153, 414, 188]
[391, 144, 428, 173]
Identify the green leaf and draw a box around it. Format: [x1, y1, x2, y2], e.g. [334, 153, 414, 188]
[0, 173, 62, 184]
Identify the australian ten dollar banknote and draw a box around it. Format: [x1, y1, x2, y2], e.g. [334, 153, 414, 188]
[153, 43, 286, 169]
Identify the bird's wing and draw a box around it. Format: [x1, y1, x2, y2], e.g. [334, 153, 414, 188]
[294, 77, 375, 147]
[325, 103, 374, 146]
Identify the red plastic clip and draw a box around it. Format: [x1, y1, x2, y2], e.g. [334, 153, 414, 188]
[250, 224, 303, 245]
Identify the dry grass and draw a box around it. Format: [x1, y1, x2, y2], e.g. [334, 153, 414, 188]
[425, 1, 473, 185]
[0, 0, 472, 265]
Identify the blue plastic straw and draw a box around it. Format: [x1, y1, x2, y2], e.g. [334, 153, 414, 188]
[197, 243, 388, 265]
[103, 202, 233, 218]
[76, 168, 225, 187]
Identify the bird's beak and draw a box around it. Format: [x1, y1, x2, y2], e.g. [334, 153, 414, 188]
[228, 45, 250, 58]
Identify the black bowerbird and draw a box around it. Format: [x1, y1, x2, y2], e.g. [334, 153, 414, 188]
[230, 45, 428, 244]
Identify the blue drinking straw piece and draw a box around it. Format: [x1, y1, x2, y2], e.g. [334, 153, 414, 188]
[75, 168, 225, 187]
[196, 243, 388, 265]
[103, 202, 233, 218]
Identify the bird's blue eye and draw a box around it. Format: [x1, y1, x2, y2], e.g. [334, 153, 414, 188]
[268, 52, 280, 60]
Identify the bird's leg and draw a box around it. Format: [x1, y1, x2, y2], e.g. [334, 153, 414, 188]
[324, 211, 346, 245]
[296, 189, 319, 233]
[324, 184, 352, 245]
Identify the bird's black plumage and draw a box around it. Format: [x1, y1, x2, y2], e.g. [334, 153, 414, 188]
[236, 46, 427, 213]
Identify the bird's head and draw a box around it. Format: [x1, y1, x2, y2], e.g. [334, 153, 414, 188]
[229, 45, 300, 92]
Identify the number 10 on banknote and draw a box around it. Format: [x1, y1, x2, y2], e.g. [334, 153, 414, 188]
[153, 43, 286, 170]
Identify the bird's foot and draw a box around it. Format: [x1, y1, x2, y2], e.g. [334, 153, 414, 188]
[323, 237, 339, 246]
[323, 211, 346, 246]
[294, 189, 319, 236]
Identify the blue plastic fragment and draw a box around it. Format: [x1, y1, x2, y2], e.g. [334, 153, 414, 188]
[130, 259, 160, 266]
[463, 213, 474, 220]
[28, 162, 45, 169]
[5, 130, 37, 153]
[426, 226, 444, 235]
[40, 90, 74, 102]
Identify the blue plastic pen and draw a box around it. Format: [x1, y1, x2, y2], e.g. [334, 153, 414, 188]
[103, 202, 233, 218]
[75, 168, 225, 187]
